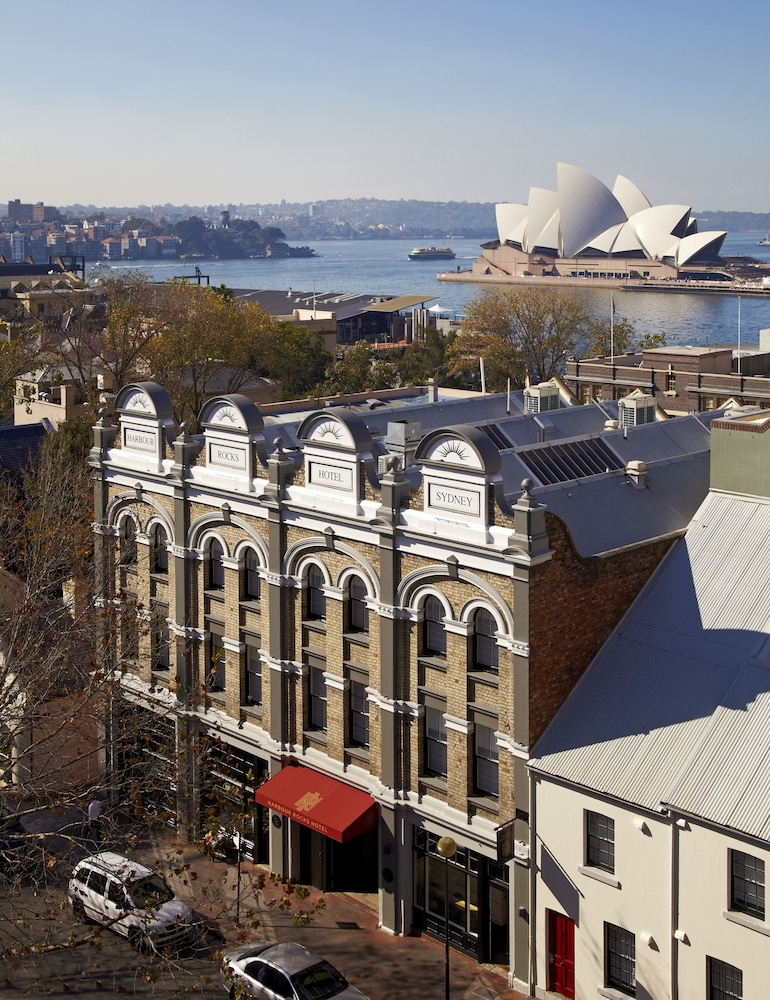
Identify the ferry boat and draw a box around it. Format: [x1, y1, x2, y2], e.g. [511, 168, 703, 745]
[408, 246, 456, 261]
[758, 233, 770, 246]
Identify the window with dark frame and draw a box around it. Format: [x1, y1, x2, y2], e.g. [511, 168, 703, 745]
[208, 631, 225, 692]
[423, 595, 446, 656]
[208, 539, 225, 591]
[349, 677, 369, 748]
[587, 810, 615, 873]
[120, 518, 137, 568]
[605, 922, 635, 996]
[309, 665, 327, 730]
[424, 705, 447, 777]
[306, 565, 326, 621]
[472, 608, 498, 670]
[348, 576, 368, 633]
[474, 723, 499, 797]
[152, 524, 168, 574]
[708, 957, 743, 1000]
[244, 644, 262, 706]
[152, 608, 170, 671]
[243, 548, 261, 601]
[730, 850, 765, 920]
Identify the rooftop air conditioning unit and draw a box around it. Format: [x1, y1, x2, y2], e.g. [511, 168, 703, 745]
[619, 394, 656, 426]
[525, 382, 560, 414]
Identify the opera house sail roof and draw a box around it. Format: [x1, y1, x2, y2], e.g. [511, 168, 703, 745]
[494, 163, 726, 267]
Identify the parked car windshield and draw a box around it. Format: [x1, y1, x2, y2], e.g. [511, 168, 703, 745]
[126, 874, 174, 908]
[291, 962, 349, 1000]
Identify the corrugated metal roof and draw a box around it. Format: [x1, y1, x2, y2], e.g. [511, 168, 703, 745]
[530, 489, 770, 841]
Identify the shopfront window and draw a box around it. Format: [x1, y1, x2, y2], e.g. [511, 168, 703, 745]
[413, 827, 508, 964]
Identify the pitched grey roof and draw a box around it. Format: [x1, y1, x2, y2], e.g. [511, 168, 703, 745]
[530, 488, 770, 842]
[0, 422, 50, 479]
[263, 393, 715, 554]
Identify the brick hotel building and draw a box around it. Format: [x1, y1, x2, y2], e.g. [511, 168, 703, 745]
[89, 380, 717, 986]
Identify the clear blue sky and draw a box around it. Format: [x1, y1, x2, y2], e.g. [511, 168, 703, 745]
[6, 0, 768, 212]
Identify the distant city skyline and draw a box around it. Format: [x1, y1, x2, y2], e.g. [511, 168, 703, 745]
[6, 0, 768, 212]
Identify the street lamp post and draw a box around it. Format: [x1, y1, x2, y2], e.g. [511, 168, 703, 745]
[437, 836, 457, 1000]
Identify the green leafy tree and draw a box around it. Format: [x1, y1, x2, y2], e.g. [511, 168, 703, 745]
[583, 315, 637, 357]
[447, 286, 591, 391]
[320, 342, 400, 395]
[394, 327, 457, 386]
[261, 322, 331, 400]
[638, 331, 667, 350]
[143, 286, 278, 426]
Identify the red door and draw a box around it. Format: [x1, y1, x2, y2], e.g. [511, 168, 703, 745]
[547, 910, 575, 999]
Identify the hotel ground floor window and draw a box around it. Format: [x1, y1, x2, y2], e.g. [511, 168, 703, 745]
[199, 737, 270, 864]
[114, 703, 177, 825]
[413, 827, 509, 965]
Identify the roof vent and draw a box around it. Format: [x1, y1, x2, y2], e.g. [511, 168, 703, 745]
[626, 459, 647, 488]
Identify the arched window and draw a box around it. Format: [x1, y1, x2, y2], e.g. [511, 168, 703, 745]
[207, 539, 225, 591]
[151, 525, 168, 575]
[119, 518, 137, 568]
[348, 576, 368, 633]
[242, 548, 261, 601]
[306, 565, 326, 620]
[423, 595, 446, 657]
[472, 608, 498, 670]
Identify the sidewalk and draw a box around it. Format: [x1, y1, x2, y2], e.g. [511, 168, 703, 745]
[136, 829, 531, 1000]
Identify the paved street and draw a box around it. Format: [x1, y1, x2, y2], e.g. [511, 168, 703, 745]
[1, 822, 529, 999]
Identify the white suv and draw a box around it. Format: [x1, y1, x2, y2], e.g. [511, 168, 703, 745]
[68, 851, 197, 950]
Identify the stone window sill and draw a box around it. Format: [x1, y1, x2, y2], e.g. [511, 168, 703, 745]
[597, 987, 635, 1000]
[723, 909, 770, 937]
[241, 704, 263, 723]
[419, 774, 448, 795]
[345, 745, 370, 766]
[418, 655, 447, 673]
[467, 670, 499, 688]
[344, 631, 370, 648]
[578, 865, 621, 889]
[469, 794, 500, 816]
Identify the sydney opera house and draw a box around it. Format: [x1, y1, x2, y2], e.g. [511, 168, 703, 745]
[471, 163, 727, 282]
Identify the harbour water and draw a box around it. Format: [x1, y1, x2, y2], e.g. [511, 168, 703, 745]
[105, 232, 770, 348]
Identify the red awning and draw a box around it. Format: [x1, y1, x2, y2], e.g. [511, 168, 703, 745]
[255, 763, 378, 843]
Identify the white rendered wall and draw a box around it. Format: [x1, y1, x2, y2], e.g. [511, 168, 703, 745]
[676, 821, 770, 1000]
[533, 777, 671, 1000]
